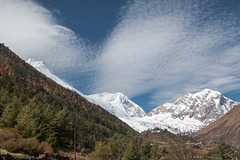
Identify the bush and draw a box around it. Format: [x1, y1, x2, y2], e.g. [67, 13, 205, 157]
[18, 137, 39, 156]
[38, 142, 53, 155]
[0, 139, 20, 153]
[0, 129, 53, 157]
[0, 128, 22, 142]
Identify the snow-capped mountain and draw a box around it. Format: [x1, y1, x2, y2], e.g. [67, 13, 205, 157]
[145, 89, 239, 134]
[91, 89, 238, 133]
[87, 92, 146, 118]
[26, 58, 239, 134]
[26, 58, 146, 120]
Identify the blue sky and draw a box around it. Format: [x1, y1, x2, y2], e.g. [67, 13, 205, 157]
[37, 0, 126, 44]
[1, 0, 240, 113]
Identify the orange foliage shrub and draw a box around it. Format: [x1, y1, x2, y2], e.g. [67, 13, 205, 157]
[0, 128, 53, 156]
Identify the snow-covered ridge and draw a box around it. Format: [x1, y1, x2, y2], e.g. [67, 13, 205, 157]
[87, 92, 146, 118]
[26, 58, 239, 134]
[147, 88, 239, 133]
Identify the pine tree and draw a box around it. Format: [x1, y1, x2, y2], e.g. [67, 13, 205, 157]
[124, 141, 140, 160]
[141, 141, 151, 160]
[16, 105, 32, 132]
[48, 107, 73, 149]
[0, 96, 20, 127]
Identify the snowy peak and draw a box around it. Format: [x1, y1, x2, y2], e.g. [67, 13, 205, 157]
[190, 89, 222, 101]
[26, 58, 52, 74]
[148, 88, 239, 133]
[87, 92, 146, 118]
[26, 58, 85, 96]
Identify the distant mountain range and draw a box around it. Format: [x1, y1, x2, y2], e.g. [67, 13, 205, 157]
[27, 58, 239, 134]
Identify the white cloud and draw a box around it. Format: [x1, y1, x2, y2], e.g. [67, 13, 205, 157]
[93, 0, 240, 106]
[0, 0, 89, 73]
[1, 0, 239, 107]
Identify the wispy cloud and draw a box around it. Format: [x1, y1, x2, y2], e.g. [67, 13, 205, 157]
[93, 0, 240, 106]
[0, 0, 90, 74]
[1, 0, 240, 108]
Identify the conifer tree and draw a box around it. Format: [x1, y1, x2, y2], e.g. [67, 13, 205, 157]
[124, 141, 140, 160]
[141, 141, 151, 160]
[0, 96, 20, 127]
[16, 105, 32, 132]
[48, 107, 73, 149]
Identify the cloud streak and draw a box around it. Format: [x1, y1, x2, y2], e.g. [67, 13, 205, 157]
[93, 0, 240, 107]
[1, 0, 240, 109]
[0, 0, 90, 74]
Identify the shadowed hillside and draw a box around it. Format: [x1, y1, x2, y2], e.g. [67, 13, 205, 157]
[192, 104, 240, 151]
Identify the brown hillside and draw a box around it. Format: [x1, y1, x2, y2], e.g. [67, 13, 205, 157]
[191, 104, 240, 150]
[0, 43, 140, 151]
[0, 43, 128, 126]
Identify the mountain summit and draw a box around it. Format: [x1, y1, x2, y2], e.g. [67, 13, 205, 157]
[87, 92, 146, 118]
[149, 88, 238, 125]
[145, 89, 239, 133]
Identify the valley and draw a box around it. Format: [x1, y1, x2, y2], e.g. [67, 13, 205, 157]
[0, 44, 240, 159]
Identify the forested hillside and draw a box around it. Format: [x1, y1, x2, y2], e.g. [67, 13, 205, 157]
[0, 43, 140, 156]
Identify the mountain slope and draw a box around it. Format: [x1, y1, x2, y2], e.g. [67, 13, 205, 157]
[191, 104, 240, 150]
[0, 43, 140, 151]
[26, 58, 85, 97]
[26, 59, 146, 120]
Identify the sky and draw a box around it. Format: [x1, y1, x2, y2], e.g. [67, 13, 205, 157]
[1, 0, 240, 113]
